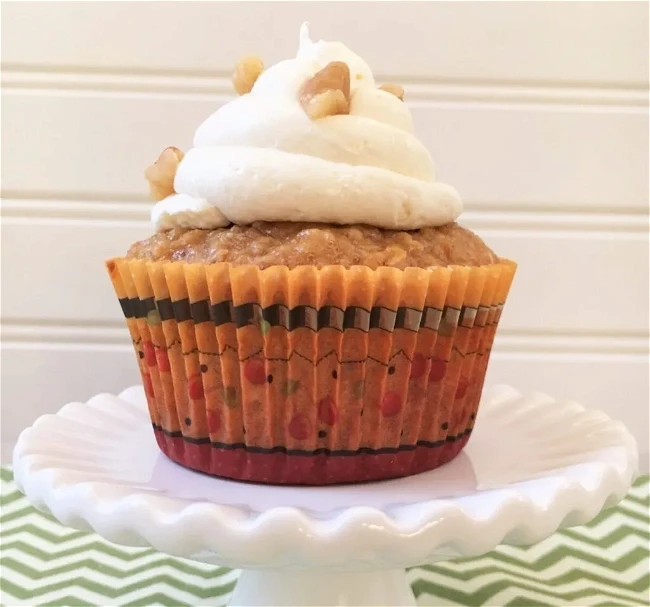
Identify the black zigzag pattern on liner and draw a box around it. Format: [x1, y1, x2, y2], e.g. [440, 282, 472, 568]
[153, 424, 473, 456]
[121, 296, 502, 333]
[133, 339, 491, 367]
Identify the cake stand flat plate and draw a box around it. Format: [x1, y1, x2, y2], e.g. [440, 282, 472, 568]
[13, 385, 637, 570]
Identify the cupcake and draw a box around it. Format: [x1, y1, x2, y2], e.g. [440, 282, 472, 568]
[106, 24, 516, 485]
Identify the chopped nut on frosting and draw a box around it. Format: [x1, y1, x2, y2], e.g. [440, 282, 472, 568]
[379, 83, 405, 101]
[150, 24, 463, 232]
[144, 147, 184, 201]
[233, 55, 264, 95]
[299, 61, 351, 119]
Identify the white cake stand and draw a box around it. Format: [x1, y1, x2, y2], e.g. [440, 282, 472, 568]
[13, 385, 637, 607]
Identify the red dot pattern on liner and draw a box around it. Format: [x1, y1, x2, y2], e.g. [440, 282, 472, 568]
[142, 373, 155, 398]
[410, 353, 427, 379]
[318, 397, 338, 426]
[381, 392, 402, 418]
[143, 341, 157, 367]
[156, 350, 171, 372]
[207, 409, 221, 433]
[428, 358, 447, 383]
[106, 261, 117, 276]
[145, 339, 481, 471]
[455, 377, 469, 400]
[188, 374, 204, 400]
[244, 359, 267, 385]
[289, 414, 311, 440]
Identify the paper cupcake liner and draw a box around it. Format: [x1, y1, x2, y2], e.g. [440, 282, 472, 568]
[106, 258, 516, 485]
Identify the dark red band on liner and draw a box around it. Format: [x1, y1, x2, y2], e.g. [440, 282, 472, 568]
[153, 428, 470, 485]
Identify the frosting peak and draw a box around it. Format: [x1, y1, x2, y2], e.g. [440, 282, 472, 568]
[151, 24, 463, 231]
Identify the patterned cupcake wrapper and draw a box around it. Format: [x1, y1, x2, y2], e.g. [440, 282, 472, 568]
[106, 258, 516, 485]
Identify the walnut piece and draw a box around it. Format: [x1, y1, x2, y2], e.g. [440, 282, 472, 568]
[144, 147, 184, 201]
[379, 83, 405, 101]
[233, 55, 264, 95]
[300, 61, 351, 120]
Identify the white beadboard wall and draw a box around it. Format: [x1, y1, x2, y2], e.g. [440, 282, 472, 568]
[1, 2, 649, 467]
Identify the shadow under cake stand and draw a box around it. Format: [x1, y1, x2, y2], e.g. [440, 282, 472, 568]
[13, 385, 638, 606]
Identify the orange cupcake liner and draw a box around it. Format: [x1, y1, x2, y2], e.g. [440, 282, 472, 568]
[106, 258, 516, 485]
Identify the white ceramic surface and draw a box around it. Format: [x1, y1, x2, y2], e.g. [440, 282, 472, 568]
[12, 384, 638, 605]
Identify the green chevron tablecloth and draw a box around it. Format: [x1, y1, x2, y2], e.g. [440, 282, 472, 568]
[1, 468, 648, 606]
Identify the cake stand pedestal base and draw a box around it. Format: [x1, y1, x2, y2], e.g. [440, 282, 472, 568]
[230, 569, 415, 606]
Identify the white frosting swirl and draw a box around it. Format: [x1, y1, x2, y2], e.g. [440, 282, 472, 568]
[152, 24, 462, 231]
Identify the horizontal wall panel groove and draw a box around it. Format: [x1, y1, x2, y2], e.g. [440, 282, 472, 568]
[2, 2, 647, 85]
[1, 341, 133, 353]
[1, 220, 648, 333]
[2, 94, 647, 209]
[4, 63, 647, 96]
[2, 199, 648, 233]
[4, 63, 650, 91]
[2, 325, 133, 348]
[464, 212, 649, 234]
[3, 69, 647, 108]
[1, 199, 151, 221]
[2, 321, 647, 356]
[3, 194, 648, 218]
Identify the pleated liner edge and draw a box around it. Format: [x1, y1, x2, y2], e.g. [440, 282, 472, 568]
[106, 259, 516, 485]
